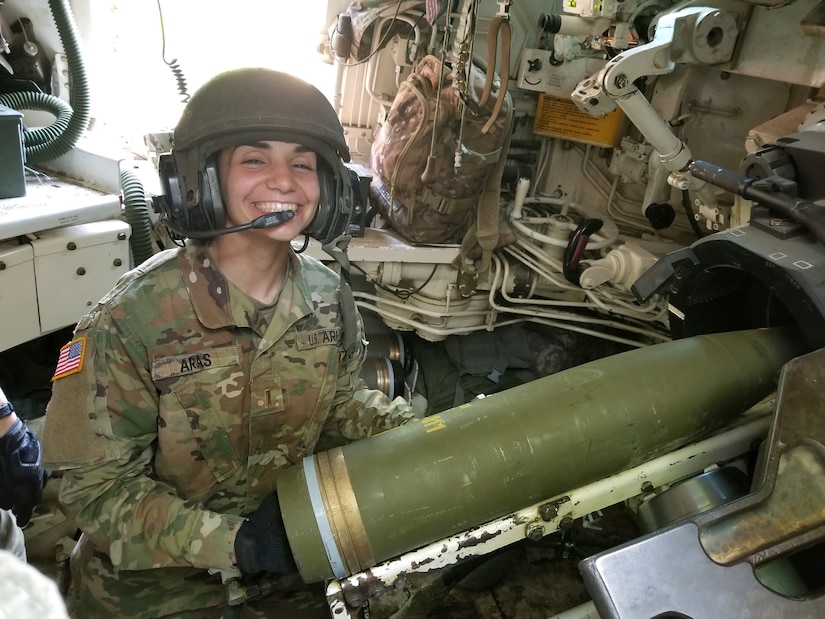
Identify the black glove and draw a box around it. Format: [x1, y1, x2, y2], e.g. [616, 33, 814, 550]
[0, 418, 48, 527]
[234, 492, 297, 576]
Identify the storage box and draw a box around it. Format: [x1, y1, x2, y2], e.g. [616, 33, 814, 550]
[0, 105, 26, 199]
[31, 219, 131, 333]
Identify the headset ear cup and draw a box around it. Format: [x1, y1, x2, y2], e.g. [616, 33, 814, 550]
[304, 163, 355, 244]
[157, 153, 188, 231]
[196, 160, 226, 232]
[304, 166, 336, 242]
[341, 166, 358, 232]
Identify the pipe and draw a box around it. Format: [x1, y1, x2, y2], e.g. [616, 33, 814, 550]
[1, 0, 91, 163]
[0, 90, 72, 147]
[278, 327, 806, 583]
[12, 0, 91, 164]
[331, 13, 353, 114]
[119, 167, 156, 266]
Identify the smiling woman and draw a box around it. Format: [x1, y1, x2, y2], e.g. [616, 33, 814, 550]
[84, 0, 334, 147]
[40, 65, 416, 618]
[217, 141, 321, 244]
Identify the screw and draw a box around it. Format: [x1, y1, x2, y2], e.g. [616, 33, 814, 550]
[76, 267, 86, 276]
[539, 503, 559, 522]
[613, 73, 628, 89]
[526, 523, 545, 541]
[67, 242, 77, 251]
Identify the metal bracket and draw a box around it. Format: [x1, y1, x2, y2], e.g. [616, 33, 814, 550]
[581, 347, 825, 618]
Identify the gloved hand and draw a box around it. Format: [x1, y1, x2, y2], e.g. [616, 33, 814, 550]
[234, 492, 297, 576]
[0, 418, 48, 527]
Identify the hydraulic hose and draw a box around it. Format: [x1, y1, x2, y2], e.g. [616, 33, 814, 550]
[4, 0, 91, 164]
[119, 168, 156, 266]
[0, 90, 72, 148]
[36, 0, 91, 163]
[563, 218, 604, 286]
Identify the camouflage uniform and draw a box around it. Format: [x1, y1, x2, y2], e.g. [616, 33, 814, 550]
[42, 243, 413, 618]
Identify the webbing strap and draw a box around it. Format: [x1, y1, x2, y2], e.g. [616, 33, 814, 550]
[481, 16, 511, 135]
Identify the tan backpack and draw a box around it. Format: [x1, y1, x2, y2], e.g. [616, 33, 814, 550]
[369, 54, 513, 257]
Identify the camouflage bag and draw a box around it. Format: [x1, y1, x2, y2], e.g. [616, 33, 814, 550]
[369, 54, 513, 246]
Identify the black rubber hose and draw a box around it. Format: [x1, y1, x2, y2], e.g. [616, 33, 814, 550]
[562, 218, 604, 286]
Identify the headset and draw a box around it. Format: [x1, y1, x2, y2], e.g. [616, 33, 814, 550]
[153, 149, 357, 245]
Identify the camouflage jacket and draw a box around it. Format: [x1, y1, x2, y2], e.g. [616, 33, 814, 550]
[42, 243, 413, 617]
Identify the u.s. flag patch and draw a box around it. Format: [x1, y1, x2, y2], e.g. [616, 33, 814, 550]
[52, 337, 87, 381]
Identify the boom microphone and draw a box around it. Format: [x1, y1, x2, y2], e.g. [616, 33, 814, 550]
[164, 210, 296, 240]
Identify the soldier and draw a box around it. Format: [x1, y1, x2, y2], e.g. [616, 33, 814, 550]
[42, 67, 414, 618]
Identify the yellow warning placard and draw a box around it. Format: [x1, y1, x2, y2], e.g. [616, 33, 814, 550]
[533, 93, 624, 147]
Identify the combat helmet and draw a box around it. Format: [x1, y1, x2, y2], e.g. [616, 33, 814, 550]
[157, 67, 353, 243]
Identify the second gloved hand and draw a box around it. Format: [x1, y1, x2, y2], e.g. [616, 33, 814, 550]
[0, 418, 48, 527]
[234, 492, 297, 576]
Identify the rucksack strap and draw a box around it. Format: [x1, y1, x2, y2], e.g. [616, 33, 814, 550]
[321, 234, 360, 361]
[457, 110, 513, 278]
[479, 15, 512, 135]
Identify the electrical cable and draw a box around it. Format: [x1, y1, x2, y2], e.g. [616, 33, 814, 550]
[338, 0, 419, 67]
[421, 12, 452, 186]
[351, 261, 439, 299]
[156, 0, 189, 103]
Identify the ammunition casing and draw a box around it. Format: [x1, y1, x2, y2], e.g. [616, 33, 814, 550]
[278, 328, 804, 583]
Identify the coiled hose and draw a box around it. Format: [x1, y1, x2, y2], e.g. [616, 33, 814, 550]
[119, 168, 156, 266]
[0, 0, 91, 164]
[0, 90, 72, 148]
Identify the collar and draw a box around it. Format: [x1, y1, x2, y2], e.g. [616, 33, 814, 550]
[177, 243, 315, 333]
